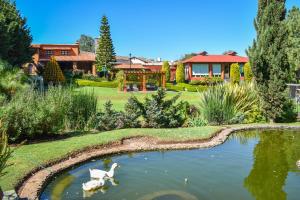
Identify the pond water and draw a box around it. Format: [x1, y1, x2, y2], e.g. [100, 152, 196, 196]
[40, 129, 300, 200]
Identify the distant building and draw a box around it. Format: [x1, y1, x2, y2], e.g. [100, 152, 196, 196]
[31, 43, 96, 75]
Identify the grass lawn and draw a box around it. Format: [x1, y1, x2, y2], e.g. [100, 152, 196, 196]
[75, 87, 201, 111]
[0, 126, 222, 191]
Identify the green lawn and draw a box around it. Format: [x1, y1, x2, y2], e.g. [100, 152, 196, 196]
[76, 86, 201, 110]
[0, 126, 222, 191]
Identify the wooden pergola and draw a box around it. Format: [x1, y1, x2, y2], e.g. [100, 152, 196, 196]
[123, 71, 166, 92]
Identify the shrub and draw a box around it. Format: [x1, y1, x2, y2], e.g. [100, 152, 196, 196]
[43, 57, 65, 84]
[0, 129, 12, 178]
[230, 63, 240, 84]
[1, 87, 71, 141]
[82, 74, 105, 82]
[0, 59, 28, 99]
[1, 86, 98, 141]
[76, 79, 118, 88]
[115, 70, 124, 90]
[199, 83, 258, 125]
[95, 101, 123, 131]
[190, 77, 223, 86]
[244, 62, 253, 83]
[127, 89, 187, 128]
[166, 83, 208, 92]
[161, 61, 171, 82]
[186, 117, 208, 127]
[176, 62, 185, 83]
[66, 91, 97, 130]
[274, 97, 297, 123]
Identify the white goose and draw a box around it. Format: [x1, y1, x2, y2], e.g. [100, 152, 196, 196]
[297, 160, 300, 168]
[89, 163, 119, 179]
[82, 178, 105, 191]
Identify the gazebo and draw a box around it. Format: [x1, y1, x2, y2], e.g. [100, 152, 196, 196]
[123, 71, 166, 92]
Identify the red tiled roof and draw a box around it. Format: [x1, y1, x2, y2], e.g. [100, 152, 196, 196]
[114, 64, 146, 70]
[183, 55, 249, 63]
[40, 52, 95, 62]
[41, 46, 73, 50]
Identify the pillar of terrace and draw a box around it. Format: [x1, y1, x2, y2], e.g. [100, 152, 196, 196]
[209, 64, 213, 78]
[123, 73, 127, 92]
[221, 64, 225, 80]
[92, 64, 97, 76]
[142, 74, 147, 92]
[162, 73, 166, 89]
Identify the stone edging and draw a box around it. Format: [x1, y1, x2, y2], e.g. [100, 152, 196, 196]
[17, 125, 300, 200]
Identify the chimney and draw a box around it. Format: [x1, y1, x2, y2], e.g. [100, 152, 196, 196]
[224, 51, 237, 56]
[199, 51, 208, 56]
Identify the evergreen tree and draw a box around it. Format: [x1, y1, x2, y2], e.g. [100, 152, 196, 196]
[161, 61, 170, 82]
[77, 34, 95, 52]
[244, 62, 254, 83]
[286, 7, 300, 74]
[247, 0, 291, 122]
[0, 0, 33, 66]
[230, 63, 240, 84]
[96, 15, 116, 72]
[176, 62, 185, 83]
[43, 57, 65, 84]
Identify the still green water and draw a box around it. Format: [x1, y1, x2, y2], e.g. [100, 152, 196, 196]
[40, 129, 300, 200]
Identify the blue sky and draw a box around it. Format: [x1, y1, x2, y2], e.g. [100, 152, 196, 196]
[16, 0, 300, 60]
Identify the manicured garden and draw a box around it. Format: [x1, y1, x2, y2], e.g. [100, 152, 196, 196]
[75, 86, 202, 110]
[0, 0, 300, 198]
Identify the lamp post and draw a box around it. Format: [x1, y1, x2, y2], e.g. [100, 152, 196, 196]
[129, 53, 132, 70]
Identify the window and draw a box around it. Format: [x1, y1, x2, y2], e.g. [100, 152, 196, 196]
[239, 64, 244, 77]
[192, 64, 209, 77]
[61, 50, 69, 56]
[45, 50, 53, 56]
[212, 64, 221, 77]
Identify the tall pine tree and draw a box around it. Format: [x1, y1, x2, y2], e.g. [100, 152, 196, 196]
[96, 15, 116, 72]
[0, 0, 33, 66]
[247, 0, 291, 122]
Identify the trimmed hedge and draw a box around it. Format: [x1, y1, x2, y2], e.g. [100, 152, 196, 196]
[166, 83, 208, 92]
[76, 79, 118, 88]
[189, 77, 223, 86]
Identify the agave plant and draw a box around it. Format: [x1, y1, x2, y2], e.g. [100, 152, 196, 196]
[199, 82, 258, 125]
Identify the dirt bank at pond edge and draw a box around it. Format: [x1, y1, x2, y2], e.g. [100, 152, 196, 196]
[17, 125, 300, 200]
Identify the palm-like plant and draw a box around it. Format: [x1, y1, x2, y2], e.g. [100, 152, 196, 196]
[199, 83, 258, 125]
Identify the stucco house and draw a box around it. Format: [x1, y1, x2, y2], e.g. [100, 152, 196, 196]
[183, 51, 249, 81]
[30, 43, 96, 75]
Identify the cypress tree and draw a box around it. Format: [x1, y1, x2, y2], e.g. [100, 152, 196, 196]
[0, 0, 33, 66]
[161, 61, 170, 82]
[286, 7, 300, 76]
[247, 0, 291, 122]
[176, 62, 185, 83]
[43, 57, 65, 84]
[230, 63, 240, 84]
[244, 62, 254, 83]
[96, 15, 116, 72]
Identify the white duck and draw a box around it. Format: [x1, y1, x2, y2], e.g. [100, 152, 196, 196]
[296, 160, 300, 168]
[89, 163, 118, 179]
[82, 178, 105, 191]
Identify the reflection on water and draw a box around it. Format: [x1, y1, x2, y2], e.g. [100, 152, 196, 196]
[239, 130, 300, 200]
[41, 129, 300, 200]
[82, 178, 119, 198]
